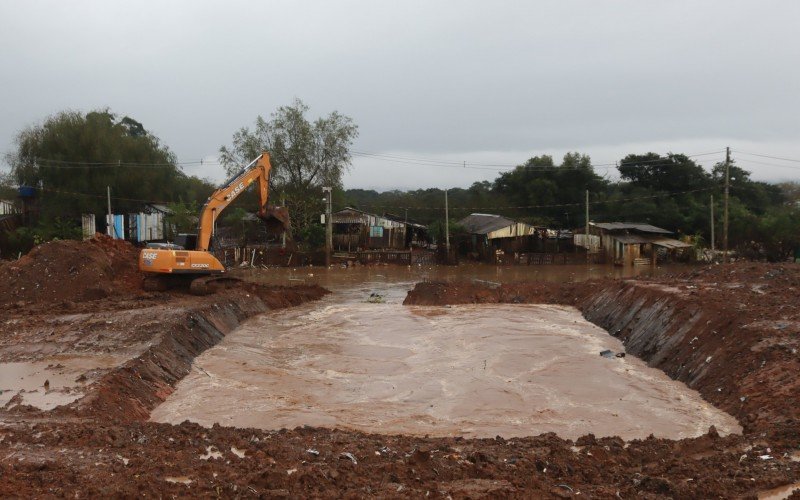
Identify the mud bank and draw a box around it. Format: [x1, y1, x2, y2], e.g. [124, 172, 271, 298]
[75, 285, 330, 422]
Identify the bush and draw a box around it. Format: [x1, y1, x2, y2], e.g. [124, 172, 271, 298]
[297, 223, 325, 251]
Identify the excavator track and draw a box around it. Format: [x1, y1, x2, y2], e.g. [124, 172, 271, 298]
[188, 275, 242, 296]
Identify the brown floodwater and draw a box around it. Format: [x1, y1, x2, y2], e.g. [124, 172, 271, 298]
[236, 261, 693, 290]
[0, 355, 128, 410]
[151, 270, 740, 440]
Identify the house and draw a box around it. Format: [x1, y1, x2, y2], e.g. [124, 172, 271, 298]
[331, 207, 427, 251]
[586, 222, 692, 266]
[457, 213, 542, 259]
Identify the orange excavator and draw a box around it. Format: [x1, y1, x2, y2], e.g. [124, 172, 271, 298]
[138, 152, 289, 294]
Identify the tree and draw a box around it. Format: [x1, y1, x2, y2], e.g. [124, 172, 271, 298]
[618, 153, 712, 192]
[494, 153, 607, 226]
[6, 109, 214, 225]
[218, 99, 358, 235]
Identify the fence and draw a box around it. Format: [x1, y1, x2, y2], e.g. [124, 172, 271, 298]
[498, 252, 606, 265]
[338, 250, 436, 265]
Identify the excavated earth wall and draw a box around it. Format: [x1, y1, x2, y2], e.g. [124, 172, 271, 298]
[578, 282, 765, 432]
[73, 290, 287, 422]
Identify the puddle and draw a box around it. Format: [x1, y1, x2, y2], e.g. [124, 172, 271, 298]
[758, 482, 800, 500]
[152, 279, 740, 440]
[164, 476, 193, 485]
[0, 355, 126, 410]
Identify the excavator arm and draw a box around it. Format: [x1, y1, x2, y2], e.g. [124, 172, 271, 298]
[196, 152, 275, 251]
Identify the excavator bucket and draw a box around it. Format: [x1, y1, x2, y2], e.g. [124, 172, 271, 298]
[259, 205, 291, 235]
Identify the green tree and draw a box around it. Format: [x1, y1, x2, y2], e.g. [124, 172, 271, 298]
[218, 99, 358, 237]
[6, 109, 214, 226]
[618, 153, 712, 192]
[164, 200, 199, 238]
[494, 153, 607, 226]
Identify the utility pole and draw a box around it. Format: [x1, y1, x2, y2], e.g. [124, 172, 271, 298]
[107, 186, 113, 238]
[281, 194, 286, 249]
[585, 189, 589, 261]
[323, 187, 332, 267]
[405, 208, 410, 252]
[445, 189, 450, 260]
[723, 147, 730, 263]
[710, 194, 715, 251]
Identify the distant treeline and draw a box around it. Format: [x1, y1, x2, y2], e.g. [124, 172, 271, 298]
[1, 107, 798, 261]
[340, 152, 800, 261]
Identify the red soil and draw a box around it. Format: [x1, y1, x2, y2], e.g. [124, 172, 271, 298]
[0, 234, 141, 305]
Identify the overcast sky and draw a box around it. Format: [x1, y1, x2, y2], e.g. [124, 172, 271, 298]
[1, 1, 799, 190]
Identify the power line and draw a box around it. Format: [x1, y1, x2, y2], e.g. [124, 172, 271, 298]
[3, 149, 725, 173]
[1, 151, 221, 168]
[733, 150, 800, 164]
[341, 186, 716, 211]
[735, 159, 800, 171]
[353, 150, 726, 171]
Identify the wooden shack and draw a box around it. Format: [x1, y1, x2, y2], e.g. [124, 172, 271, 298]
[588, 222, 691, 266]
[332, 207, 426, 251]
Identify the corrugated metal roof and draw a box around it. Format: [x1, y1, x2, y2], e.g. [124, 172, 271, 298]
[612, 233, 692, 248]
[332, 208, 370, 225]
[146, 203, 174, 214]
[458, 213, 516, 235]
[649, 237, 692, 249]
[332, 207, 410, 229]
[382, 212, 427, 229]
[591, 222, 672, 234]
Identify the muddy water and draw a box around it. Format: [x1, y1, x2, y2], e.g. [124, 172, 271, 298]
[0, 355, 127, 410]
[237, 262, 692, 289]
[152, 275, 740, 440]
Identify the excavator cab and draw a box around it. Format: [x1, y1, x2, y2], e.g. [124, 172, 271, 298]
[173, 233, 197, 250]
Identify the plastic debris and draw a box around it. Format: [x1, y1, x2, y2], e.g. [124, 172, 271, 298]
[367, 293, 385, 303]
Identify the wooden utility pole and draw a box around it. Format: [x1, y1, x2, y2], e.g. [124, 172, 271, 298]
[323, 187, 332, 267]
[445, 189, 450, 259]
[281, 194, 286, 248]
[723, 147, 730, 263]
[585, 189, 589, 237]
[710, 194, 715, 251]
[405, 208, 410, 252]
[585, 189, 590, 261]
[107, 186, 113, 238]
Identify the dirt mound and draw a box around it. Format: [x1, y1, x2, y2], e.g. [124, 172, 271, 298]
[0, 234, 142, 306]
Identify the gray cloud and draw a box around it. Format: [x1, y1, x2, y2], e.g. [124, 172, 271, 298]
[1, 1, 798, 189]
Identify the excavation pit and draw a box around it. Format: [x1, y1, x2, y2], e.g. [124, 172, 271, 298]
[151, 282, 740, 440]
